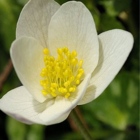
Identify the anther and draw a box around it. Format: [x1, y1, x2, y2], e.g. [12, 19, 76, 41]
[79, 60, 83, 67]
[57, 48, 63, 55]
[41, 90, 48, 95]
[72, 50, 77, 57]
[43, 48, 49, 55]
[71, 58, 78, 65]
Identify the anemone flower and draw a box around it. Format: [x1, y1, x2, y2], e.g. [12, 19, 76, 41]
[0, 0, 133, 125]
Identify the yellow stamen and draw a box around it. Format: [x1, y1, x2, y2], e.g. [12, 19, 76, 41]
[43, 48, 49, 55]
[79, 60, 83, 67]
[41, 90, 48, 95]
[40, 47, 84, 98]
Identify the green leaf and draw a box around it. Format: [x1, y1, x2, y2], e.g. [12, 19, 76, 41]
[60, 130, 117, 140]
[99, 0, 132, 16]
[6, 117, 27, 140]
[99, 14, 124, 32]
[17, 0, 28, 5]
[99, 0, 118, 16]
[113, 0, 132, 14]
[104, 133, 125, 140]
[26, 124, 45, 140]
[0, 0, 20, 52]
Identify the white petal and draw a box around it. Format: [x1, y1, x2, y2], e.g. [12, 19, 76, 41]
[0, 86, 54, 125]
[16, 0, 60, 47]
[79, 29, 133, 105]
[48, 1, 99, 75]
[39, 74, 91, 125]
[10, 37, 46, 103]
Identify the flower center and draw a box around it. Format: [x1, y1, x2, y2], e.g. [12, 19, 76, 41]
[40, 47, 84, 98]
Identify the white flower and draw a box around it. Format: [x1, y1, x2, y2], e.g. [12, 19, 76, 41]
[0, 0, 133, 125]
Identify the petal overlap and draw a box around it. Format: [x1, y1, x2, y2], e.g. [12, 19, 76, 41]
[10, 36, 46, 103]
[0, 86, 53, 125]
[16, 0, 60, 47]
[48, 1, 99, 75]
[79, 29, 133, 105]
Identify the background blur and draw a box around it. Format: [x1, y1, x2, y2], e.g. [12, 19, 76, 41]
[0, 0, 139, 140]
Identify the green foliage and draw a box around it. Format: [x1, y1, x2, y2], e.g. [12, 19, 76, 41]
[6, 117, 27, 140]
[17, 0, 28, 5]
[6, 117, 45, 140]
[99, 13, 124, 32]
[60, 130, 119, 140]
[0, 0, 21, 52]
[26, 124, 45, 140]
[99, 0, 132, 16]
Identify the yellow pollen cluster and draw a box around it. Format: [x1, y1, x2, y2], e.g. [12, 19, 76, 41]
[40, 47, 84, 98]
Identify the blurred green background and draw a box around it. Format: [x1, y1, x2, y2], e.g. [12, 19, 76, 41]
[0, 0, 139, 140]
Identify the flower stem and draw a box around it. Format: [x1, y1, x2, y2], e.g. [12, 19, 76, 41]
[70, 108, 93, 140]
